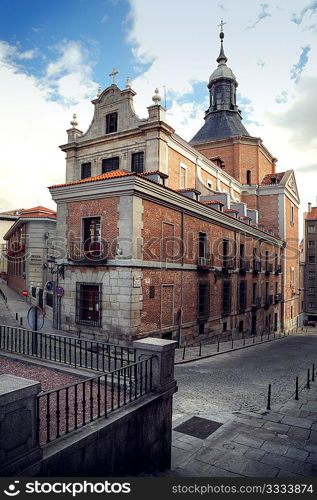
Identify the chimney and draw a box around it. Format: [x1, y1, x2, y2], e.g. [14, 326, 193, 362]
[308, 202, 312, 212]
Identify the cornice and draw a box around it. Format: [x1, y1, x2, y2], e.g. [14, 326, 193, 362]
[50, 176, 283, 246]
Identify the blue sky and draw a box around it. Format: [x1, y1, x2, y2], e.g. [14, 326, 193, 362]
[0, 0, 316, 223]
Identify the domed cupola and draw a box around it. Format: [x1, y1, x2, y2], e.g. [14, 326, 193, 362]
[190, 23, 250, 144]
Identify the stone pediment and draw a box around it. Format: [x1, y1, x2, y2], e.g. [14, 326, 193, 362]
[77, 85, 145, 142]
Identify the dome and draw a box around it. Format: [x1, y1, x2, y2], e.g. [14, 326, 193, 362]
[209, 64, 236, 84]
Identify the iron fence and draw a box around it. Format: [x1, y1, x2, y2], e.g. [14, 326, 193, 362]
[36, 356, 154, 444]
[0, 324, 135, 372]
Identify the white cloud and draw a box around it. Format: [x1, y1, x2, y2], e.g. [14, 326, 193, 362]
[0, 40, 99, 212]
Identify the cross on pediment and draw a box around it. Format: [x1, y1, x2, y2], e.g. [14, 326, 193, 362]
[218, 19, 226, 32]
[109, 68, 119, 85]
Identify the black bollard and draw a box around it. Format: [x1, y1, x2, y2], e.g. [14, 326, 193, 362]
[20, 317, 23, 326]
[312, 364, 315, 382]
[15, 313, 18, 320]
[231, 335, 234, 349]
[307, 369, 310, 389]
[182, 345, 186, 360]
[295, 376, 299, 400]
[217, 338, 220, 353]
[267, 384, 271, 410]
[243, 335, 245, 347]
[261, 333, 263, 342]
[199, 343, 202, 357]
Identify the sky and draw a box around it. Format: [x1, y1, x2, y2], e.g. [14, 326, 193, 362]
[0, 0, 316, 233]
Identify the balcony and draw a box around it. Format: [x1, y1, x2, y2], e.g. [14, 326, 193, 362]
[222, 257, 235, 273]
[265, 263, 273, 275]
[275, 293, 282, 303]
[68, 241, 108, 265]
[251, 296, 261, 310]
[239, 258, 250, 274]
[275, 264, 282, 275]
[264, 295, 274, 309]
[197, 255, 214, 271]
[252, 260, 261, 275]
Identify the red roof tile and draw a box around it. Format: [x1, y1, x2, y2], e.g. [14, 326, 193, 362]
[202, 200, 224, 205]
[306, 207, 317, 219]
[261, 172, 285, 185]
[50, 170, 133, 188]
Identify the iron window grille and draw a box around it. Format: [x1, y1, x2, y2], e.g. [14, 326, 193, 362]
[222, 280, 231, 315]
[102, 156, 119, 173]
[76, 283, 102, 327]
[106, 112, 117, 134]
[198, 281, 210, 318]
[131, 152, 144, 173]
[239, 280, 247, 311]
[32, 287, 36, 298]
[81, 162, 91, 179]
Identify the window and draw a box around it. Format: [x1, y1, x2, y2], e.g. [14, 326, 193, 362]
[308, 241, 315, 248]
[179, 165, 187, 189]
[239, 320, 244, 333]
[32, 286, 36, 298]
[149, 286, 155, 298]
[223, 322, 227, 332]
[106, 112, 117, 134]
[198, 281, 210, 318]
[83, 217, 101, 256]
[222, 280, 231, 315]
[308, 287, 316, 296]
[291, 205, 294, 224]
[102, 157, 119, 173]
[252, 282, 257, 304]
[290, 305, 293, 319]
[309, 256, 316, 264]
[46, 292, 53, 307]
[265, 282, 269, 303]
[207, 181, 212, 189]
[308, 225, 316, 233]
[76, 283, 102, 326]
[81, 162, 91, 179]
[239, 280, 247, 310]
[308, 271, 316, 280]
[246, 170, 251, 184]
[309, 302, 315, 309]
[199, 232, 207, 259]
[199, 322, 205, 335]
[131, 152, 144, 173]
[290, 267, 295, 287]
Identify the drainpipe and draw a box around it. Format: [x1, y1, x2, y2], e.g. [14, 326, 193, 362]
[178, 210, 184, 347]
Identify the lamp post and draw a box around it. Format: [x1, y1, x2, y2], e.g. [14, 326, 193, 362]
[47, 256, 66, 330]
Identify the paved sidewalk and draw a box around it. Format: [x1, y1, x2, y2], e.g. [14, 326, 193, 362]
[165, 382, 317, 477]
[0, 280, 70, 336]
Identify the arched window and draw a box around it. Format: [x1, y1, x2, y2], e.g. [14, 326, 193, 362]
[246, 170, 251, 184]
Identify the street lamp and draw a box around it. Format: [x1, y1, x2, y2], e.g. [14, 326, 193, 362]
[47, 256, 67, 329]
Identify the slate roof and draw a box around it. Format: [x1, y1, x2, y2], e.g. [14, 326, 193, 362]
[190, 111, 250, 144]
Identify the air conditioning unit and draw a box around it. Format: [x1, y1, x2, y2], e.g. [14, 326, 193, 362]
[198, 257, 207, 266]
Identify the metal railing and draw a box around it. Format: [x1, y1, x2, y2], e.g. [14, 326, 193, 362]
[36, 356, 154, 445]
[265, 263, 273, 274]
[0, 325, 135, 372]
[253, 260, 261, 272]
[222, 257, 235, 270]
[239, 258, 250, 272]
[68, 241, 108, 263]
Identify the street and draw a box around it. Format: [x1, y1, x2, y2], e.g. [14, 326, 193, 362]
[174, 334, 317, 416]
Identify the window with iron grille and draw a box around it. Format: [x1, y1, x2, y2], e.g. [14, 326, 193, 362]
[239, 280, 247, 310]
[102, 156, 119, 173]
[81, 162, 91, 179]
[76, 283, 102, 327]
[149, 286, 155, 298]
[198, 281, 210, 318]
[199, 232, 207, 258]
[131, 152, 144, 173]
[32, 287, 36, 298]
[309, 255, 316, 264]
[106, 112, 117, 134]
[222, 280, 231, 314]
[46, 292, 53, 307]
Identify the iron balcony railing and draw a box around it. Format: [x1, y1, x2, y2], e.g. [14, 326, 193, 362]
[275, 293, 282, 303]
[239, 258, 250, 273]
[197, 255, 214, 270]
[253, 260, 261, 273]
[264, 295, 274, 308]
[265, 263, 273, 274]
[36, 357, 154, 445]
[68, 241, 108, 264]
[252, 296, 261, 309]
[0, 325, 135, 372]
[222, 257, 235, 270]
[275, 264, 282, 274]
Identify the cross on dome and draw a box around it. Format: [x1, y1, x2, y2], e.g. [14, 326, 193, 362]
[109, 68, 119, 85]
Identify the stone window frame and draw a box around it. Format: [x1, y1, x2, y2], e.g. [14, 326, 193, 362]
[75, 282, 102, 327]
[105, 111, 118, 134]
[290, 204, 295, 225]
[160, 284, 175, 329]
[131, 151, 145, 173]
[308, 224, 316, 234]
[80, 215, 103, 247]
[101, 156, 120, 174]
[308, 240, 315, 248]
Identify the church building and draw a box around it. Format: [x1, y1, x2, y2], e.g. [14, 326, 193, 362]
[48, 28, 300, 345]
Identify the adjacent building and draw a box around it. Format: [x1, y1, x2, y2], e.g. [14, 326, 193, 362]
[0, 209, 22, 279]
[4, 206, 56, 307]
[303, 203, 317, 322]
[48, 29, 300, 344]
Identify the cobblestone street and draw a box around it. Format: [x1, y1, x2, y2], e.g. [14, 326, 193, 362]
[174, 334, 317, 416]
